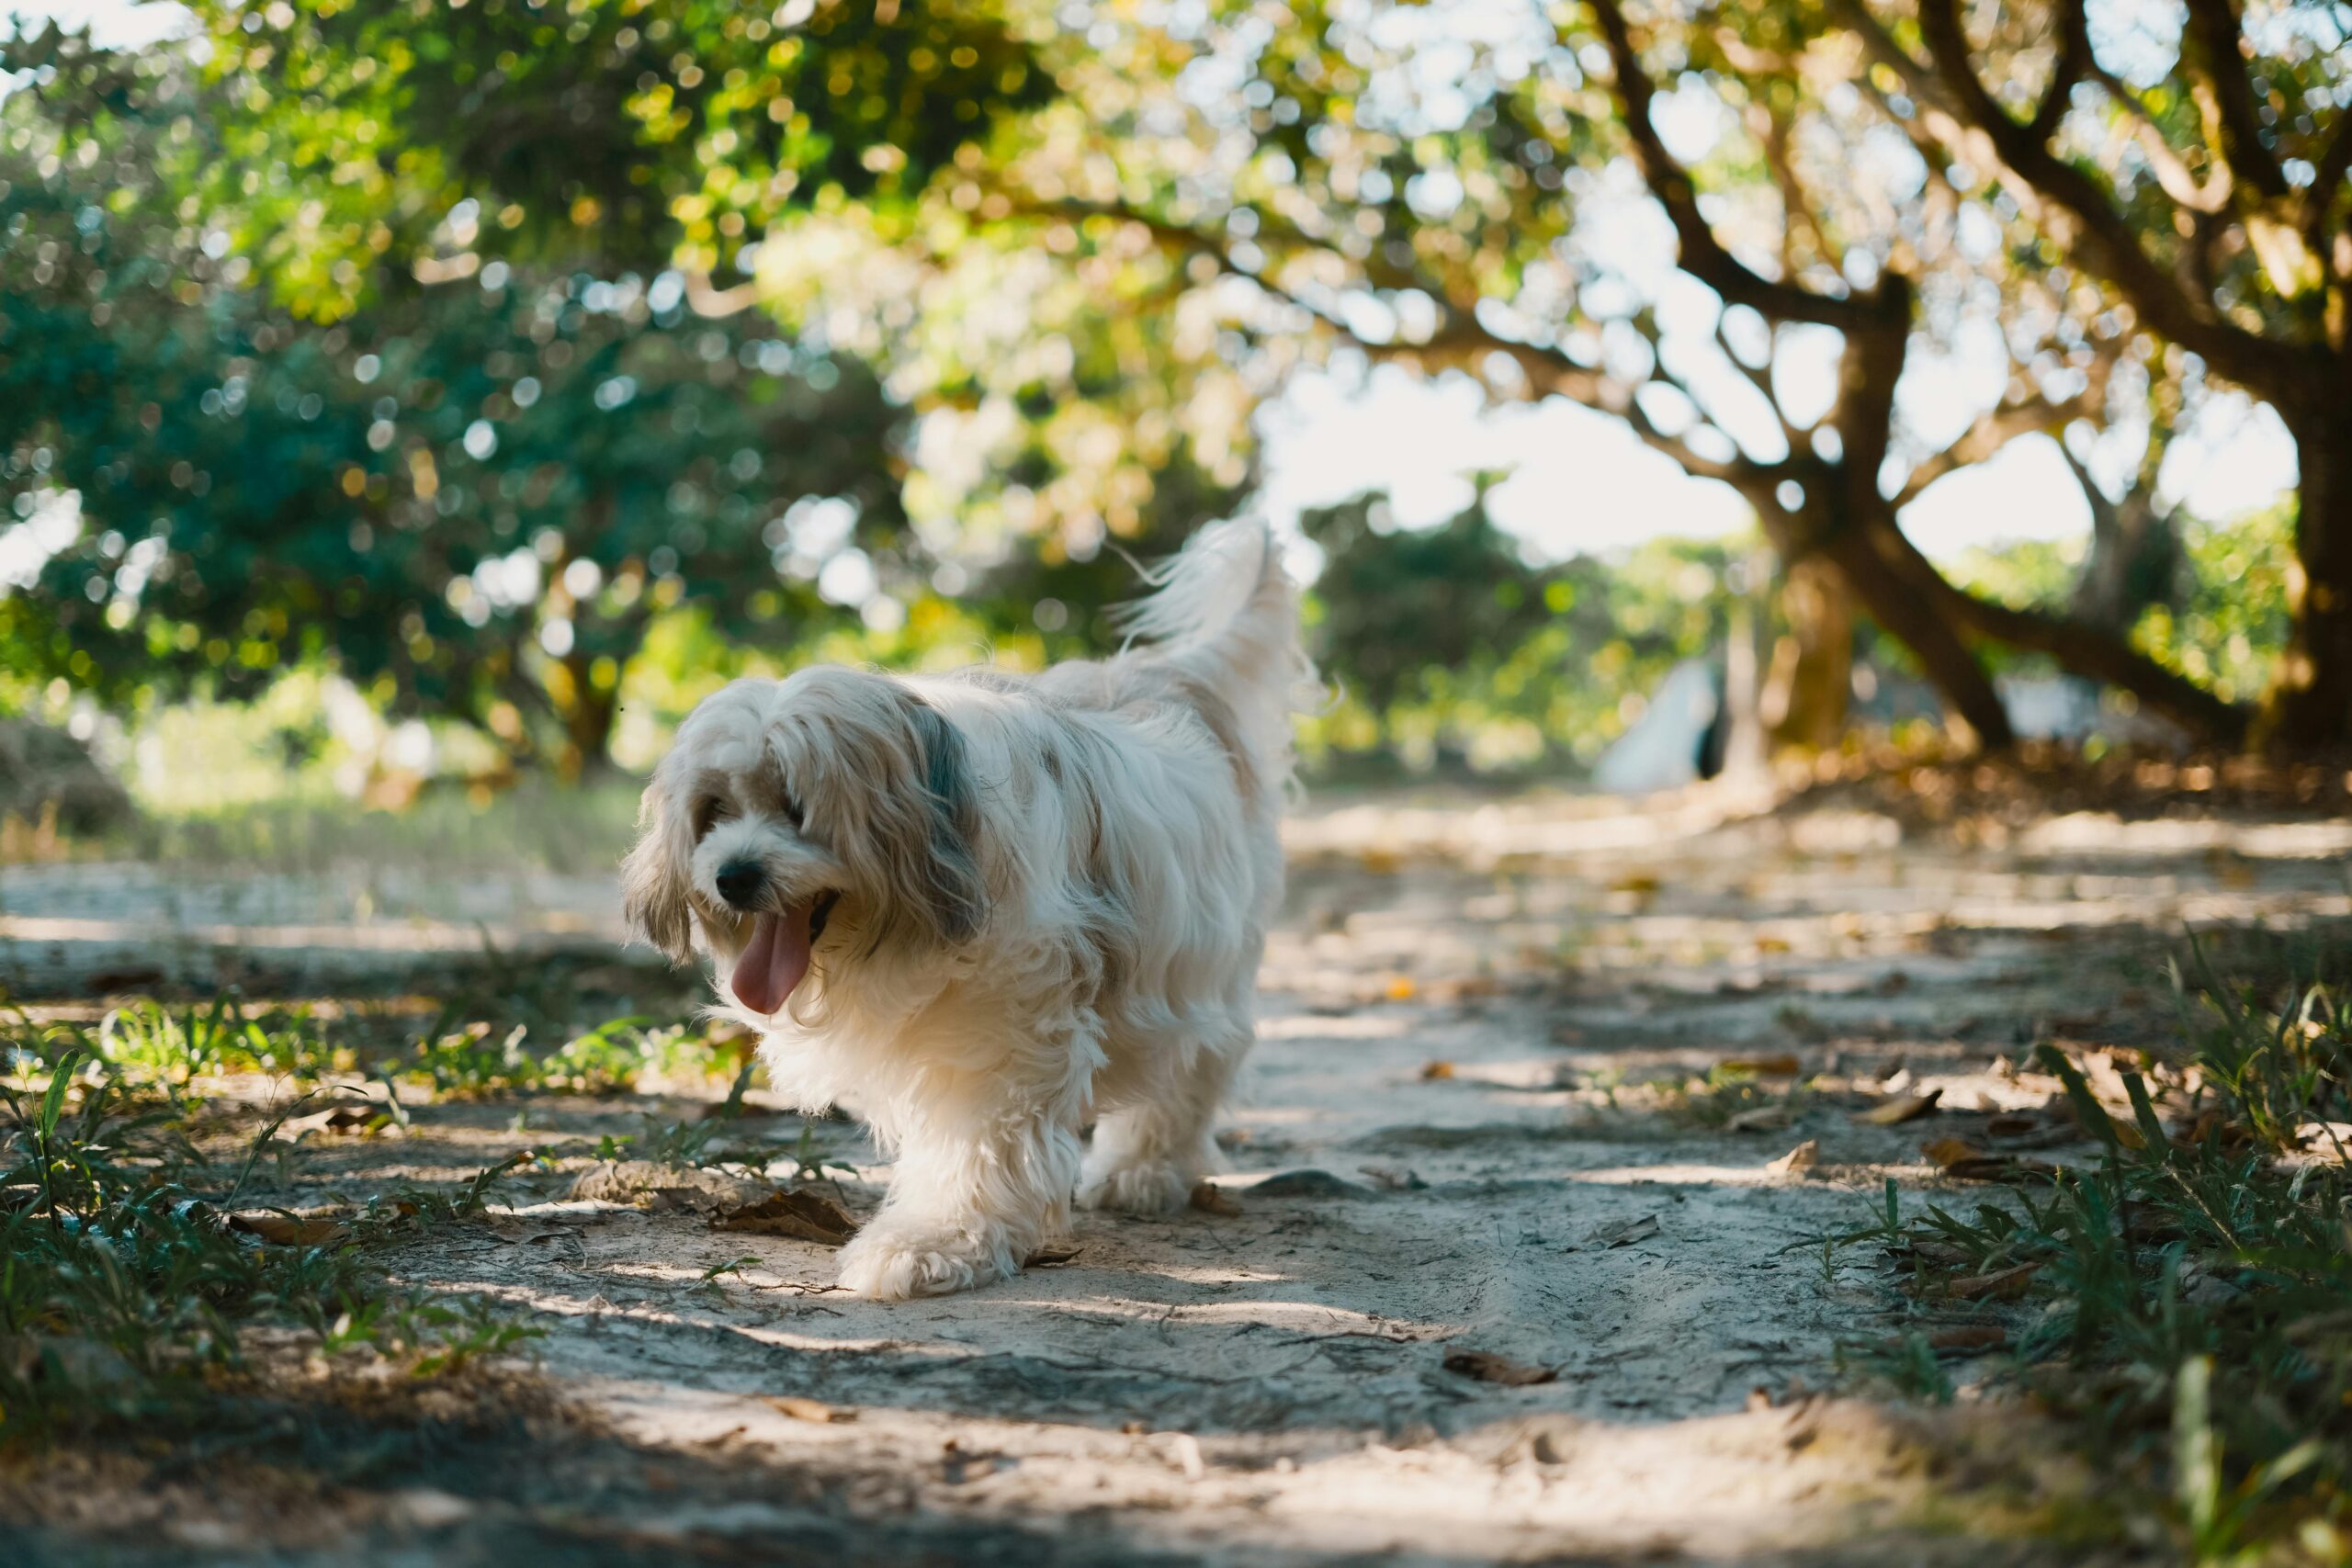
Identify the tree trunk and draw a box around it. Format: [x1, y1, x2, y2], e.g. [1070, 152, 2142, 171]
[2071, 490, 2180, 637]
[1715, 546, 1773, 780]
[1760, 557, 1852, 750]
[537, 489, 634, 777]
[1816, 524, 2018, 751]
[550, 649, 620, 780]
[1800, 280, 2017, 750]
[2263, 412, 2352, 752]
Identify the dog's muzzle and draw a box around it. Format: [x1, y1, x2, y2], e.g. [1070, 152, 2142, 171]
[716, 859, 763, 909]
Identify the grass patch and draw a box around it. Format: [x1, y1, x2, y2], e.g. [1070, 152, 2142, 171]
[1831, 931, 2352, 1562]
[14, 773, 646, 877]
[0, 1047, 532, 1442]
[1582, 1057, 1816, 1130]
[0, 986, 737, 1449]
[17, 991, 725, 1101]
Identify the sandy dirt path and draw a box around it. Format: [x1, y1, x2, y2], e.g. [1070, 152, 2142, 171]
[16, 788, 2352, 1564]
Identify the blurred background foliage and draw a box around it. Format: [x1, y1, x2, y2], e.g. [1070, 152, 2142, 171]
[0, 0, 2335, 840]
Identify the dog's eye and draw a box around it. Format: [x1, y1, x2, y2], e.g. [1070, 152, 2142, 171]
[692, 796, 733, 839]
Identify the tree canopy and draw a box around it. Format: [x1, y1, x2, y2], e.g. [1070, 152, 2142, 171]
[2, 30, 914, 770]
[6, 0, 2346, 763]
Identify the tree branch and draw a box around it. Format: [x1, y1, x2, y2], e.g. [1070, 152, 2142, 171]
[1919, 560, 2247, 744]
[2081, 58, 2232, 213]
[1029, 194, 1770, 489]
[1838, 0, 2289, 396]
[2052, 436, 2122, 543]
[684, 271, 760, 319]
[1889, 385, 2095, 511]
[2026, 1, 2093, 144]
[2303, 109, 2352, 257]
[2180, 0, 2290, 201]
[1420, 311, 1763, 485]
[1713, 315, 1804, 446]
[1746, 97, 1838, 279]
[1588, 0, 1881, 333]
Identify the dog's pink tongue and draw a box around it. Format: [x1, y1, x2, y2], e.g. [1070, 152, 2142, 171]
[729, 901, 814, 1016]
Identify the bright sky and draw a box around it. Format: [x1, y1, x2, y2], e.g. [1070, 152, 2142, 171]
[11, 0, 2303, 564]
[1261, 359, 2299, 565]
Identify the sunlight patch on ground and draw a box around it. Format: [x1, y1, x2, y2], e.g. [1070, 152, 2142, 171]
[574, 1368, 2057, 1565]
[2017, 814, 2352, 857]
[1253, 1012, 1415, 1041]
[1011, 1294, 1443, 1337]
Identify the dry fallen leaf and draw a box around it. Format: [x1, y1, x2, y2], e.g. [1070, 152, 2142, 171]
[1947, 1262, 2040, 1301]
[274, 1103, 387, 1141]
[1726, 1105, 1794, 1134]
[1584, 1213, 1660, 1248]
[1939, 1155, 2060, 1184]
[486, 1216, 571, 1247]
[2182, 1109, 2256, 1150]
[570, 1160, 767, 1213]
[1724, 1055, 1802, 1077]
[1928, 1325, 2007, 1351]
[2050, 1089, 2149, 1150]
[1920, 1136, 1983, 1168]
[710, 1189, 860, 1247]
[1443, 1348, 1557, 1386]
[2293, 1122, 2352, 1155]
[1419, 1060, 1456, 1080]
[1767, 1140, 1820, 1175]
[229, 1212, 350, 1247]
[1188, 1180, 1242, 1216]
[767, 1395, 854, 1424]
[1024, 1244, 1083, 1267]
[1856, 1089, 1943, 1125]
[1384, 976, 1419, 1001]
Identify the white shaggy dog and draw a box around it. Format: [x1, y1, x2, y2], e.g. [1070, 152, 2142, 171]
[620, 520, 1306, 1299]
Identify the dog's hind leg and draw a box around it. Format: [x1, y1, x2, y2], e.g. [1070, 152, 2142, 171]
[1078, 1017, 1249, 1216]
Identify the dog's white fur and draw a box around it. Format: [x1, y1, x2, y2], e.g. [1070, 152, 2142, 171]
[621, 520, 1308, 1298]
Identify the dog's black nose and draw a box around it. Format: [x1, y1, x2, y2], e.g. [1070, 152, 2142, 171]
[715, 860, 763, 909]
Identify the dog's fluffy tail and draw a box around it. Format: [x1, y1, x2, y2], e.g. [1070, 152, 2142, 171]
[1115, 517, 1315, 804]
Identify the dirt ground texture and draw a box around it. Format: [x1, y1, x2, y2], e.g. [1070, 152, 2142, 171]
[9, 782, 2352, 1566]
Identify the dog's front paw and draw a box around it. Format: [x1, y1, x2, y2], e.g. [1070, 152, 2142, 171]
[835, 1223, 1017, 1300]
[1076, 1156, 1193, 1216]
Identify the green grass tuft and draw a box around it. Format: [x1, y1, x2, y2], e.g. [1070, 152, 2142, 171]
[0, 983, 739, 1448]
[1828, 931, 2352, 1562]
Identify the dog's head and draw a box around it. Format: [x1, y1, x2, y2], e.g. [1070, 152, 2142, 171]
[620, 668, 986, 1016]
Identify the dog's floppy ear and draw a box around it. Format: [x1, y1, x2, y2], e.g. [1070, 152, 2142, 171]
[619, 767, 696, 964]
[835, 691, 985, 954]
[904, 697, 986, 945]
